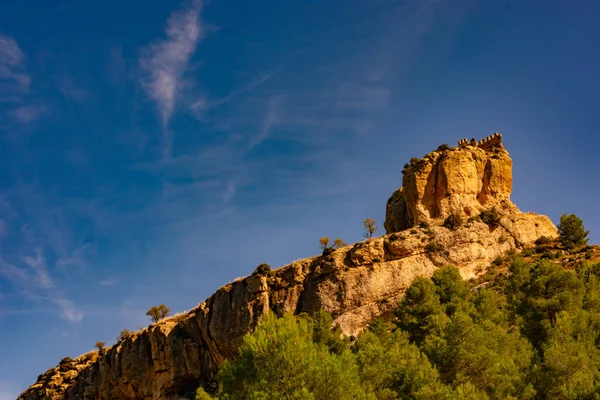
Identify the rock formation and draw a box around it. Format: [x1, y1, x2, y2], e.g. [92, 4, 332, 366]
[385, 133, 518, 233]
[19, 134, 558, 400]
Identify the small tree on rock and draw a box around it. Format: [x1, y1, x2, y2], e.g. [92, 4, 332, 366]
[146, 304, 170, 323]
[558, 213, 590, 249]
[319, 237, 330, 250]
[95, 341, 106, 356]
[364, 218, 378, 239]
[333, 238, 347, 249]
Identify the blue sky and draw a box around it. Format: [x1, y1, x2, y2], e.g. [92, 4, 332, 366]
[1, 0, 599, 396]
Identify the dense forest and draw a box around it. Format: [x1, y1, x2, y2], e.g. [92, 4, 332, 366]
[195, 218, 600, 399]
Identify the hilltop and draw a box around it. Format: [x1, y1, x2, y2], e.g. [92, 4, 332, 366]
[19, 135, 564, 400]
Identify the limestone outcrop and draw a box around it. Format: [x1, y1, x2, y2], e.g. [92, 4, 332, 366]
[19, 134, 559, 400]
[384, 133, 519, 233]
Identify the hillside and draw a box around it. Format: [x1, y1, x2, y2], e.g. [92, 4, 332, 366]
[19, 135, 563, 400]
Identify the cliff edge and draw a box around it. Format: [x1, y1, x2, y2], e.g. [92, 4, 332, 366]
[19, 134, 558, 400]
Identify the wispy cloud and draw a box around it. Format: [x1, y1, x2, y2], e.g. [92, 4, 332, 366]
[191, 68, 283, 114]
[0, 32, 50, 125]
[53, 74, 91, 103]
[248, 95, 283, 150]
[139, 0, 203, 157]
[0, 253, 83, 322]
[0, 34, 31, 96]
[337, 83, 390, 110]
[98, 276, 120, 286]
[0, 184, 88, 323]
[9, 104, 48, 124]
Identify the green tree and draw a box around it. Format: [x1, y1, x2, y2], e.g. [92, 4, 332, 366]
[509, 259, 584, 349]
[537, 311, 600, 399]
[310, 310, 348, 355]
[558, 213, 590, 249]
[421, 313, 535, 399]
[431, 266, 472, 316]
[354, 324, 452, 399]
[395, 277, 449, 345]
[216, 313, 366, 400]
[363, 218, 378, 239]
[146, 304, 170, 323]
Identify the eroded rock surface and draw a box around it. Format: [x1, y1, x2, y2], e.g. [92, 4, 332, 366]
[385, 133, 519, 233]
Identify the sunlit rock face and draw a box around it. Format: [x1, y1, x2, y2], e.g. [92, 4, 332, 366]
[385, 133, 520, 233]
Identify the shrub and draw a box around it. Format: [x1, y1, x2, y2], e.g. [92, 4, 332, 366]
[425, 242, 445, 254]
[146, 304, 170, 323]
[443, 214, 463, 231]
[59, 357, 73, 365]
[558, 213, 590, 249]
[322, 247, 335, 256]
[479, 207, 501, 228]
[535, 236, 552, 246]
[363, 218, 378, 239]
[117, 329, 134, 342]
[419, 221, 430, 229]
[522, 248, 535, 257]
[253, 263, 271, 276]
[403, 162, 410, 170]
[437, 144, 449, 151]
[410, 229, 418, 234]
[409, 157, 420, 165]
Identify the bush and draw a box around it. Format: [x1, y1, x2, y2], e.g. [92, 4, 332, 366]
[409, 156, 420, 165]
[437, 144, 449, 151]
[426, 242, 445, 254]
[558, 213, 590, 249]
[535, 236, 552, 246]
[419, 221, 430, 229]
[443, 214, 463, 231]
[117, 329, 134, 342]
[253, 263, 271, 276]
[322, 247, 335, 256]
[479, 207, 501, 228]
[146, 304, 170, 323]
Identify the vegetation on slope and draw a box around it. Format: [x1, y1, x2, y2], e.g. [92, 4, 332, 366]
[196, 238, 600, 399]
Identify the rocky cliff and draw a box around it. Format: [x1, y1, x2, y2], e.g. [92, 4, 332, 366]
[19, 134, 558, 400]
[384, 133, 518, 233]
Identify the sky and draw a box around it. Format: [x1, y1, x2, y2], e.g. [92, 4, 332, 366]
[1, 0, 599, 397]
